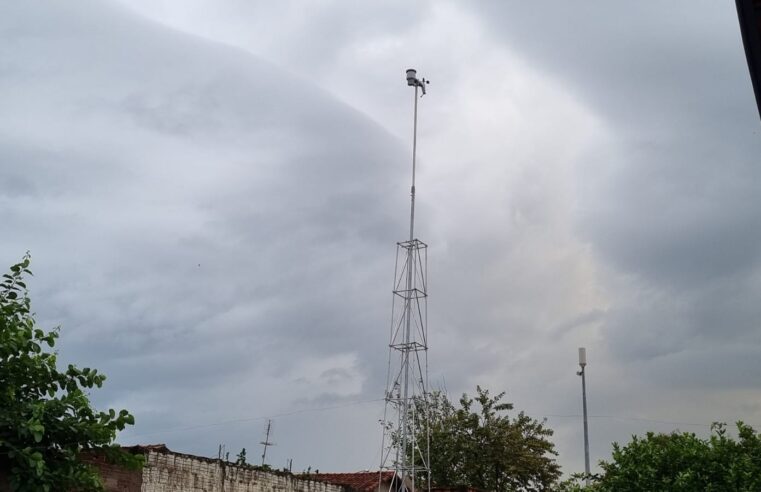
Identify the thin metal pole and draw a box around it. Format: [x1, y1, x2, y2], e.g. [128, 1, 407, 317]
[581, 367, 590, 485]
[400, 82, 419, 492]
[425, 245, 430, 492]
[261, 419, 273, 467]
[409, 83, 418, 243]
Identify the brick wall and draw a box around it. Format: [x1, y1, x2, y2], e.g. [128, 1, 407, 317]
[0, 470, 9, 492]
[87, 453, 142, 492]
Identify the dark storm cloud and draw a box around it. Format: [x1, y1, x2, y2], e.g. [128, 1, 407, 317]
[583, 139, 761, 287]
[445, 1, 761, 470]
[122, 0, 432, 77]
[472, 1, 761, 338]
[473, 3, 761, 267]
[9, 0, 761, 477]
[1, 0, 409, 467]
[474, 2, 757, 133]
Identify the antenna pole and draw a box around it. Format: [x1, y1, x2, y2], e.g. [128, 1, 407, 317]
[577, 348, 590, 485]
[581, 368, 590, 480]
[260, 419, 274, 466]
[409, 82, 418, 242]
[399, 78, 418, 492]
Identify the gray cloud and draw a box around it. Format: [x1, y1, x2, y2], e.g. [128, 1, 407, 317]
[1, 0, 409, 471]
[6, 0, 761, 479]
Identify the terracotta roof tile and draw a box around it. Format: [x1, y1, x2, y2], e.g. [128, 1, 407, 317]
[430, 488, 483, 492]
[311, 471, 395, 491]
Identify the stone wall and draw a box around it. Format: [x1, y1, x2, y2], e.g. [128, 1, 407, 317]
[138, 449, 350, 492]
[0, 447, 351, 492]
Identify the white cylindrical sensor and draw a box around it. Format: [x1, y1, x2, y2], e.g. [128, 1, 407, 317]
[578, 347, 587, 367]
[406, 68, 417, 86]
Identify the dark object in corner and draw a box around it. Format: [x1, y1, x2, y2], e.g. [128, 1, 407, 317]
[737, 0, 761, 120]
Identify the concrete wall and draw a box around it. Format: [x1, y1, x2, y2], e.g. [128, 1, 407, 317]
[139, 450, 350, 492]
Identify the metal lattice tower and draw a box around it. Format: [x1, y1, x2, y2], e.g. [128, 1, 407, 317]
[379, 69, 431, 492]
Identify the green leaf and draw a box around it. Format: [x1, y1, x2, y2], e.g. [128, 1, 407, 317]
[0, 255, 138, 490]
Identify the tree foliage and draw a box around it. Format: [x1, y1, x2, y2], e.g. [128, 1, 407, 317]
[0, 255, 141, 491]
[559, 422, 761, 491]
[409, 386, 561, 491]
[236, 447, 247, 466]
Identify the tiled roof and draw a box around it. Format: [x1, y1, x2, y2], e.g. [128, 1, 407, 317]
[311, 471, 395, 491]
[431, 488, 482, 492]
[122, 444, 170, 453]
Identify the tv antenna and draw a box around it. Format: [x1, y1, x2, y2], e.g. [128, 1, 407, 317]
[260, 419, 275, 466]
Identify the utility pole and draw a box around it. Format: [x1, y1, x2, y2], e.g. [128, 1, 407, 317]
[260, 420, 275, 466]
[577, 347, 590, 485]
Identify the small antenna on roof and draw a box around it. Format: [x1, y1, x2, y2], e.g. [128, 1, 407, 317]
[260, 419, 275, 466]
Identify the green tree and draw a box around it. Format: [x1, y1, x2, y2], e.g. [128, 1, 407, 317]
[409, 386, 561, 491]
[0, 255, 142, 491]
[568, 422, 761, 491]
[236, 447, 247, 466]
[554, 473, 595, 492]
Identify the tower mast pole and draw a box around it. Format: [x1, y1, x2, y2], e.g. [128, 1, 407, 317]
[380, 69, 430, 492]
[577, 348, 591, 485]
[400, 73, 419, 489]
[409, 77, 419, 243]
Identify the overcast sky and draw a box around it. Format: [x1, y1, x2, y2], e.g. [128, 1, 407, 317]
[3, 0, 761, 477]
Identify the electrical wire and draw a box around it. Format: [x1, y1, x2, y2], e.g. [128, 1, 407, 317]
[122, 397, 758, 440]
[541, 414, 739, 428]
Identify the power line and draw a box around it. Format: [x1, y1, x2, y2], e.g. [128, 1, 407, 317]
[541, 414, 748, 428]
[121, 396, 758, 441]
